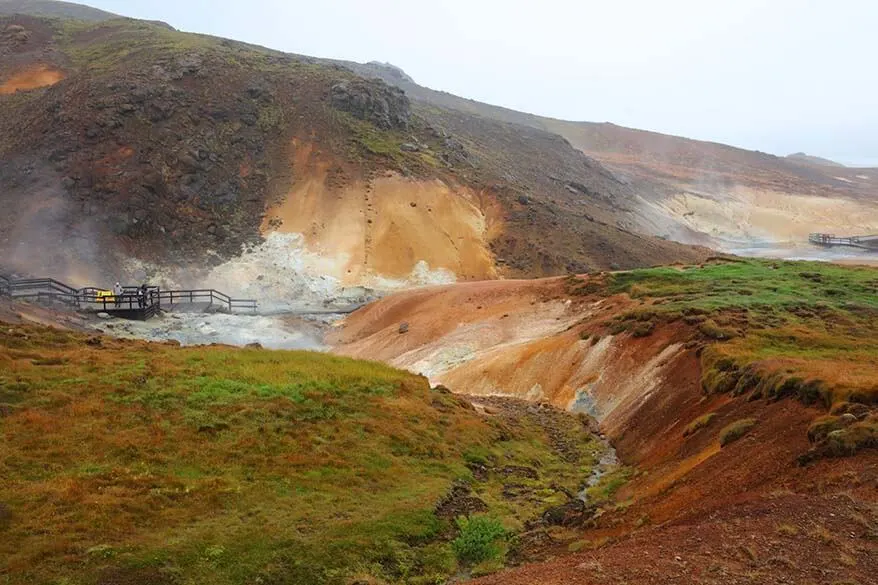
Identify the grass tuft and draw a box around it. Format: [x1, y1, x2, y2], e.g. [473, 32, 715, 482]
[719, 418, 758, 447]
[684, 412, 718, 437]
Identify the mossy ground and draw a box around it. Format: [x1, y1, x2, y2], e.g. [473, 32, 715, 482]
[572, 258, 878, 405]
[0, 325, 601, 584]
[570, 257, 878, 458]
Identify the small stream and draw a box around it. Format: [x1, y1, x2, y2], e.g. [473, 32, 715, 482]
[579, 443, 620, 502]
[569, 384, 620, 501]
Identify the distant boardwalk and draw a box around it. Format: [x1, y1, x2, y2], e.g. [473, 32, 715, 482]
[808, 233, 878, 250]
[0, 275, 256, 320]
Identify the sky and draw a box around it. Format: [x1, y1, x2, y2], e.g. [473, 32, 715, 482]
[83, 0, 878, 166]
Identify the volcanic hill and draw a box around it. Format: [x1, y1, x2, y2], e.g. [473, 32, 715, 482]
[352, 64, 878, 251]
[0, 2, 710, 290]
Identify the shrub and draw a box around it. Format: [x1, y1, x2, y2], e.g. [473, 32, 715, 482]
[719, 418, 757, 447]
[684, 412, 717, 437]
[451, 516, 507, 565]
[573, 281, 604, 296]
[698, 319, 738, 340]
[823, 416, 878, 456]
[830, 401, 871, 418]
[632, 322, 655, 338]
[807, 416, 844, 443]
[608, 322, 628, 335]
[732, 367, 761, 397]
[701, 366, 741, 395]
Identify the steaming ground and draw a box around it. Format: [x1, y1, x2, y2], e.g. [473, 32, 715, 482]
[91, 225, 877, 351]
[726, 242, 878, 266]
[94, 312, 330, 350]
[91, 232, 466, 349]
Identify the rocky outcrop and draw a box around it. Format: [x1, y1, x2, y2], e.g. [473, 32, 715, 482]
[329, 78, 410, 129]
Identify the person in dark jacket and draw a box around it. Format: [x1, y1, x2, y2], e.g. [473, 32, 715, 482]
[138, 284, 148, 308]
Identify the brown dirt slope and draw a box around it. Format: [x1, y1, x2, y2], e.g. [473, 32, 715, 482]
[0, 9, 708, 286]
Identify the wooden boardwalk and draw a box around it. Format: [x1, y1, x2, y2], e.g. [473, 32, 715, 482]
[0, 275, 256, 320]
[808, 233, 878, 250]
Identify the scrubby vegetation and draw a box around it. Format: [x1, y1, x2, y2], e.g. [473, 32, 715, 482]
[572, 258, 878, 460]
[0, 325, 602, 584]
[573, 259, 878, 410]
[451, 515, 507, 567]
[585, 467, 633, 504]
[684, 412, 718, 437]
[719, 418, 758, 447]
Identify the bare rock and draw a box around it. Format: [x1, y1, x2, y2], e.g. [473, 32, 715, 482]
[329, 79, 410, 129]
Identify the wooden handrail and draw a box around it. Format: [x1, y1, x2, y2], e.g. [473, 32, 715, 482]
[809, 233, 878, 249]
[3, 276, 257, 314]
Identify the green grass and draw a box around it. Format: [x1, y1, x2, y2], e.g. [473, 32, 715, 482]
[452, 515, 507, 566]
[585, 467, 633, 504]
[605, 258, 878, 313]
[573, 259, 878, 407]
[0, 325, 600, 584]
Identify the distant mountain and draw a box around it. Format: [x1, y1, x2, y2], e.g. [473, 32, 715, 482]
[785, 152, 845, 167]
[346, 62, 878, 248]
[0, 0, 116, 21]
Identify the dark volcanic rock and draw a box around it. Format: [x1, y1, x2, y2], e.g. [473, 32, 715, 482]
[329, 79, 410, 129]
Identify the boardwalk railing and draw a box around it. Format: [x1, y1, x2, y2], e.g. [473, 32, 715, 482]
[808, 233, 878, 249]
[158, 289, 258, 313]
[0, 275, 256, 318]
[3, 278, 81, 307]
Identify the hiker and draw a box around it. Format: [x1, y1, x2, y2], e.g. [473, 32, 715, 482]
[137, 284, 147, 308]
[113, 282, 123, 307]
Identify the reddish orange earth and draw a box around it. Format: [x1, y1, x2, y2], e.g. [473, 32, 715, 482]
[0, 65, 64, 94]
[331, 277, 878, 584]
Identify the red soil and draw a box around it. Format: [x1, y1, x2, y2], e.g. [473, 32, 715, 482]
[331, 277, 878, 584]
[0, 64, 64, 94]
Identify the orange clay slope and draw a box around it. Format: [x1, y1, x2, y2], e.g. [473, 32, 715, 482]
[331, 258, 878, 584]
[0, 64, 64, 94]
[260, 140, 503, 286]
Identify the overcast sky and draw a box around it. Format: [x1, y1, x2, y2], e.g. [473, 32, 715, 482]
[84, 0, 878, 166]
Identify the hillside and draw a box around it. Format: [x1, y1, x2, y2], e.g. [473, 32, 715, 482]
[786, 151, 845, 167]
[0, 0, 116, 21]
[0, 322, 614, 584]
[332, 257, 878, 584]
[0, 9, 708, 292]
[348, 63, 878, 251]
